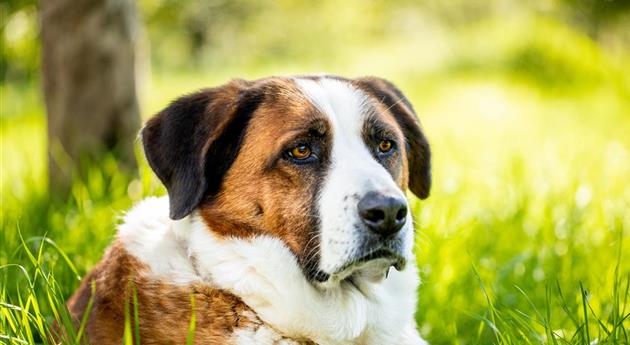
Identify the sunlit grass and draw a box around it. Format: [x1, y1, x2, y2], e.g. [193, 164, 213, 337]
[410, 75, 629, 343]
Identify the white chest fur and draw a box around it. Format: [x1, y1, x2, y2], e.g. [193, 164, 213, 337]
[117, 197, 426, 345]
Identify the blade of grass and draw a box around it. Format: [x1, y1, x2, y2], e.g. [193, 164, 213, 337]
[123, 293, 133, 345]
[75, 281, 96, 344]
[471, 263, 508, 344]
[186, 294, 196, 345]
[132, 284, 140, 345]
[580, 282, 591, 344]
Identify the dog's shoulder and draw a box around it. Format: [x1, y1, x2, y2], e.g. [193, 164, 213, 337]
[66, 197, 308, 345]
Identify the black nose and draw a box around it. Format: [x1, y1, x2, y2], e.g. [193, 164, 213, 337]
[358, 191, 408, 237]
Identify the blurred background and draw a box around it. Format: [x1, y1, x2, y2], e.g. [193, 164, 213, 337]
[1, 0, 629, 344]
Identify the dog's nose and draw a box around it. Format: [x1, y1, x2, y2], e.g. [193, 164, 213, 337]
[358, 191, 407, 237]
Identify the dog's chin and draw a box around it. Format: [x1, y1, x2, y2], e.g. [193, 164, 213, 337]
[346, 258, 400, 283]
[315, 250, 406, 290]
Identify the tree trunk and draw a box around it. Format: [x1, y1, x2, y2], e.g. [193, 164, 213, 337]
[41, 0, 141, 196]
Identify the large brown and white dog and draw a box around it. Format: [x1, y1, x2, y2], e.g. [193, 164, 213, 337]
[67, 75, 431, 344]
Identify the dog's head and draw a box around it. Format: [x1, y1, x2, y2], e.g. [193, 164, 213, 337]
[142, 75, 430, 287]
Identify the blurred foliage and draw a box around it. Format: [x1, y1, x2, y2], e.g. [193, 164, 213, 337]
[1, 0, 38, 84]
[2, 0, 630, 344]
[3, 0, 630, 84]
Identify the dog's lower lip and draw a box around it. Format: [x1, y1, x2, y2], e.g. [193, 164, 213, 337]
[340, 248, 406, 273]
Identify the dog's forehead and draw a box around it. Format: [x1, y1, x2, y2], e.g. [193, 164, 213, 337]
[253, 76, 391, 135]
[238, 76, 404, 155]
[293, 77, 370, 132]
[295, 78, 370, 123]
[293, 77, 404, 140]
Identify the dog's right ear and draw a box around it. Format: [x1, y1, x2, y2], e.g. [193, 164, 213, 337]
[141, 80, 262, 220]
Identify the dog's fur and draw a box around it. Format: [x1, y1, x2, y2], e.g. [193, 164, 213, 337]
[67, 75, 431, 345]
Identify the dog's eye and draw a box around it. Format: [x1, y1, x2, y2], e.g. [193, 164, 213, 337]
[289, 144, 312, 160]
[378, 140, 394, 154]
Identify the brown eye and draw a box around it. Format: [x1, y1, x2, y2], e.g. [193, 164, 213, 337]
[290, 144, 311, 160]
[378, 140, 393, 153]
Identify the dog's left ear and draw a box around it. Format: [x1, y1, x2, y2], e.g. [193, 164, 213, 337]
[141, 80, 262, 220]
[354, 77, 431, 199]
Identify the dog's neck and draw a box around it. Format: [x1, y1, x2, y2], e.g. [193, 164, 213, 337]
[118, 197, 422, 345]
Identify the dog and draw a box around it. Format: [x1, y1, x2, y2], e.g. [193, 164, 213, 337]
[67, 75, 431, 344]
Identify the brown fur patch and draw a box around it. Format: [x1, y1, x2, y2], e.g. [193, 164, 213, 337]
[67, 242, 267, 344]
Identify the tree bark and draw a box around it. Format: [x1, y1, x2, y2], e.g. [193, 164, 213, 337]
[41, 0, 140, 196]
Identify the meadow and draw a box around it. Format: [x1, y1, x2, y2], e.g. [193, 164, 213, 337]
[2, 2, 630, 344]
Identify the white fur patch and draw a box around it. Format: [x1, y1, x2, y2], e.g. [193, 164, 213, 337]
[117, 197, 199, 285]
[118, 197, 425, 344]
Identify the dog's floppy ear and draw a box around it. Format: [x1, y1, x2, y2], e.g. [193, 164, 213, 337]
[142, 80, 262, 219]
[355, 77, 431, 199]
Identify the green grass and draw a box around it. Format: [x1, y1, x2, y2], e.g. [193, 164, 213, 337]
[2, 12, 630, 344]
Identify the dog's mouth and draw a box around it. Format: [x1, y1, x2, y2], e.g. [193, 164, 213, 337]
[342, 248, 406, 272]
[324, 247, 406, 285]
